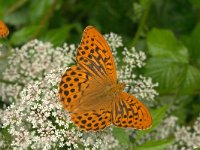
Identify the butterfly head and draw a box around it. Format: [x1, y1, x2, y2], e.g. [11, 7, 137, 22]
[118, 82, 126, 90]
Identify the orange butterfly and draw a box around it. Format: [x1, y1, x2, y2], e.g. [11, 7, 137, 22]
[0, 20, 9, 38]
[59, 26, 152, 131]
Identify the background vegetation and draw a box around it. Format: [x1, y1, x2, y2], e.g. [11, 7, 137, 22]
[0, 0, 200, 149]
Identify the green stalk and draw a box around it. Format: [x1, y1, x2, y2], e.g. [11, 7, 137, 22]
[132, 0, 152, 46]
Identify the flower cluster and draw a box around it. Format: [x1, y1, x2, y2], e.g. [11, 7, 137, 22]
[155, 116, 178, 139]
[168, 114, 200, 150]
[0, 40, 76, 103]
[135, 115, 178, 146]
[105, 33, 158, 101]
[138, 114, 200, 150]
[104, 32, 123, 50]
[116, 47, 158, 101]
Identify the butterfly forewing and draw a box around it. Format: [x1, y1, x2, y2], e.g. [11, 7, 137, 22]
[0, 20, 9, 38]
[112, 92, 152, 130]
[76, 26, 117, 83]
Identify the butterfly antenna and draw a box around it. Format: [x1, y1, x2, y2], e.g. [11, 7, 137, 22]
[125, 84, 132, 93]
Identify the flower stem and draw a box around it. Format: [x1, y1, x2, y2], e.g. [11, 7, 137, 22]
[0, 79, 24, 86]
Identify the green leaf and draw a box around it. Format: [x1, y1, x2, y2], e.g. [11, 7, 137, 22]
[145, 57, 200, 94]
[41, 25, 73, 46]
[189, 23, 200, 66]
[139, 0, 150, 7]
[10, 25, 40, 45]
[147, 28, 200, 94]
[180, 65, 200, 93]
[0, 0, 17, 17]
[151, 106, 168, 130]
[29, 0, 52, 24]
[147, 29, 189, 63]
[145, 57, 187, 93]
[135, 139, 174, 150]
[4, 9, 28, 26]
[190, 0, 200, 9]
[112, 127, 129, 146]
[135, 106, 168, 141]
[0, 127, 12, 145]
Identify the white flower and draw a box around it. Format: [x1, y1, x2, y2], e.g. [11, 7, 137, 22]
[112, 46, 158, 102]
[104, 33, 123, 50]
[155, 116, 178, 139]
[166, 114, 200, 150]
[131, 75, 159, 101]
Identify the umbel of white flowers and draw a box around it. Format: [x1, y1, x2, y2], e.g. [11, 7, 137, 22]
[0, 32, 158, 149]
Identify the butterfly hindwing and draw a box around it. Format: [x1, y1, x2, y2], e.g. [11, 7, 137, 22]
[71, 109, 111, 131]
[112, 92, 152, 130]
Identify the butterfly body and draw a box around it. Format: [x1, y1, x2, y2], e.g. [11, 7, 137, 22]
[59, 26, 152, 131]
[104, 82, 125, 96]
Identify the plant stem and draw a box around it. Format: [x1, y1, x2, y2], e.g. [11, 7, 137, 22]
[0, 79, 24, 86]
[32, 0, 58, 38]
[132, 0, 152, 46]
[4, 0, 28, 16]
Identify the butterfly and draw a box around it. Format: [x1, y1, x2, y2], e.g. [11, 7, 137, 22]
[0, 20, 9, 38]
[59, 26, 152, 131]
